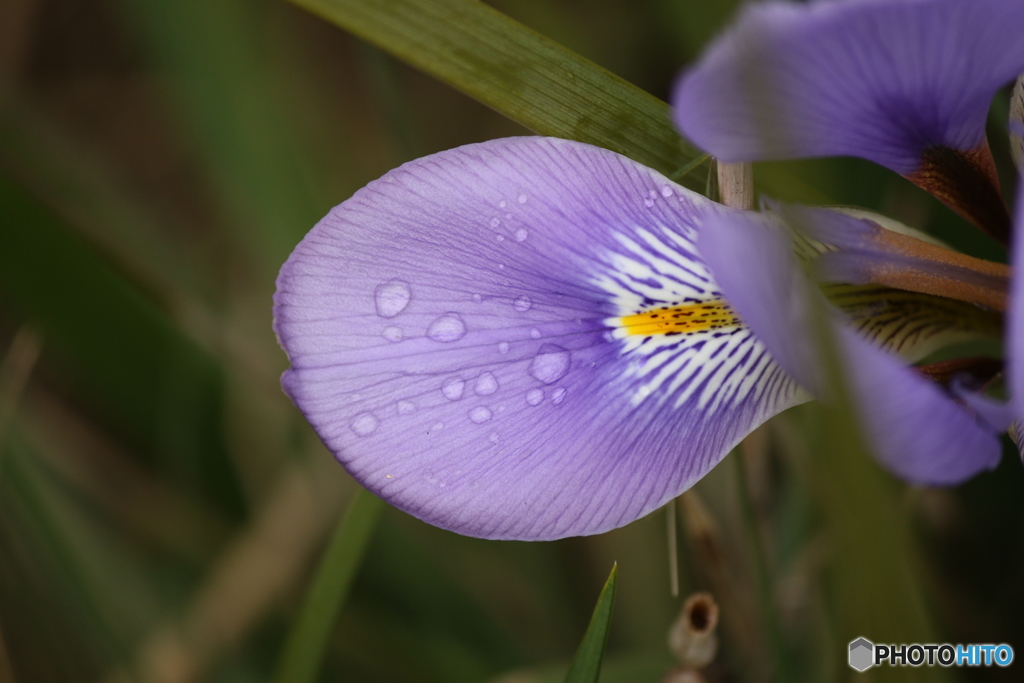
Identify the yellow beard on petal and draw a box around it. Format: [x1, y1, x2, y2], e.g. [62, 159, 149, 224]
[618, 301, 741, 337]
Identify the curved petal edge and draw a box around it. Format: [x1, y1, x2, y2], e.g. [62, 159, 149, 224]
[274, 137, 807, 540]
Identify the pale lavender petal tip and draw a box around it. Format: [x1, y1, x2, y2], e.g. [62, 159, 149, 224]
[673, 0, 1024, 174]
[274, 137, 804, 540]
[699, 210, 1001, 485]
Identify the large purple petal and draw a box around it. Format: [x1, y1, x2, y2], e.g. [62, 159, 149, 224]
[699, 209, 1001, 485]
[1008, 175, 1024, 417]
[933, 175, 1024, 438]
[274, 137, 804, 540]
[966, 176, 1024, 454]
[673, 0, 1024, 174]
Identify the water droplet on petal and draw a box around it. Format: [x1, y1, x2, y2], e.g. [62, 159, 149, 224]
[374, 279, 411, 318]
[469, 406, 492, 424]
[551, 388, 567, 405]
[475, 371, 499, 396]
[472, 294, 482, 303]
[513, 295, 532, 312]
[430, 422, 445, 433]
[515, 229, 528, 242]
[427, 313, 467, 342]
[498, 264, 505, 270]
[396, 400, 416, 415]
[382, 326, 403, 342]
[442, 377, 465, 401]
[517, 193, 528, 204]
[660, 186, 674, 198]
[530, 328, 542, 339]
[526, 388, 544, 406]
[490, 217, 501, 228]
[351, 413, 379, 436]
[496, 234, 505, 242]
[644, 198, 654, 208]
[498, 342, 510, 354]
[528, 344, 571, 384]
[498, 199, 507, 209]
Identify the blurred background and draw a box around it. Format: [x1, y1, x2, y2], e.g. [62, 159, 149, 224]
[0, 0, 1021, 681]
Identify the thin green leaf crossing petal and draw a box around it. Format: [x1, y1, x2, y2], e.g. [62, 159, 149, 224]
[288, 0, 706, 189]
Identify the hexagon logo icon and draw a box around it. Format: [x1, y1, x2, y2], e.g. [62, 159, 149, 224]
[849, 637, 874, 672]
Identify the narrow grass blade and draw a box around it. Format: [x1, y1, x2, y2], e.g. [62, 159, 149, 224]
[271, 488, 385, 683]
[564, 563, 618, 683]
[288, 0, 706, 189]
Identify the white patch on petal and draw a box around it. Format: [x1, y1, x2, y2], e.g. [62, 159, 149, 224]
[590, 223, 797, 417]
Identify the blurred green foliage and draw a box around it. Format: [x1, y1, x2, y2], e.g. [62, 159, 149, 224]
[0, 1, 1022, 682]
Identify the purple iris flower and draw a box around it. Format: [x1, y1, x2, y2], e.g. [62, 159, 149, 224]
[673, 0, 1024, 242]
[274, 138, 807, 540]
[953, 175, 1024, 449]
[699, 204, 1005, 485]
[274, 0, 1018, 541]
[674, 0, 1024, 477]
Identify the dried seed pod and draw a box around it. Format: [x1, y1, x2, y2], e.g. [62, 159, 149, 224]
[668, 592, 719, 668]
[661, 666, 706, 683]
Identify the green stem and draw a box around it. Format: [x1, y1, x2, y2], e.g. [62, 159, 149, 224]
[667, 498, 679, 597]
[271, 489, 385, 683]
[808, 277, 942, 683]
[734, 451, 792, 682]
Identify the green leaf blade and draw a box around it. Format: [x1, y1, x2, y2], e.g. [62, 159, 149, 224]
[564, 563, 618, 683]
[271, 489, 385, 683]
[288, 0, 707, 189]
